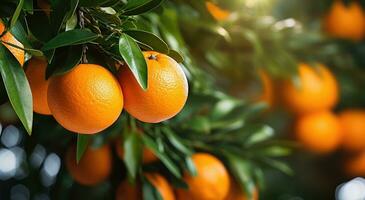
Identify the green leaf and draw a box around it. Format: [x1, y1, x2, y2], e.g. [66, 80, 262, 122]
[142, 176, 163, 200]
[185, 156, 197, 176]
[245, 125, 274, 146]
[46, 45, 82, 78]
[123, 0, 164, 15]
[261, 158, 293, 175]
[23, 0, 33, 14]
[79, 0, 110, 7]
[226, 154, 256, 199]
[185, 116, 210, 134]
[142, 135, 182, 178]
[124, 30, 169, 54]
[256, 146, 292, 157]
[90, 9, 121, 26]
[42, 29, 99, 51]
[76, 134, 90, 163]
[168, 49, 184, 63]
[123, 131, 142, 180]
[65, 12, 78, 31]
[0, 44, 32, 134]
[27, 11, 53, 42]
[10, 18, 32, 48]
[10, 0, 24, 28]
[119, 33, 148, 90]
[162, 127, 192, 155]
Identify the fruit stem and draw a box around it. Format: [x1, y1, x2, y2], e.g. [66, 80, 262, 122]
[148, 54, 157, 60]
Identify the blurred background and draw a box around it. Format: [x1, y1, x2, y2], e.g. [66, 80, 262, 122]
[1, 0, 365, 199]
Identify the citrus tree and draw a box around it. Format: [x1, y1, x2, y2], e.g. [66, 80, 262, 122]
[0, 0, 292, 200]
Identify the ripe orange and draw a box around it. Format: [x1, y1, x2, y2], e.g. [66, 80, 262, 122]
[338, 109, 365, 152]
[47, 64, 123, 134]
[176, 153, 230, 200]
[25, 58, 51, 115]
[323, 0, 365, 41]
[115, 140, 158, 164]
[206, 1, 230, 21]
[145, 173, 176, 200]
[115, 173, 175, 200]
[280, 63, 338, 115]
[345, 151, 365, 176]
[225, 179, 258, 200]
[118, 51, 188, 123]
[116, 180, 141, 200]
[66, 145, 112, 186]
[0, 21, 25, 66]
[295, 111, 342, 154]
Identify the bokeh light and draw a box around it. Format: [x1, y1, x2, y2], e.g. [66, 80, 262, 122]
[336, 178, 365, 200]
[40, 153, 61, 187]
[1, 125, 21, 148]
[0, 148, 17, 180]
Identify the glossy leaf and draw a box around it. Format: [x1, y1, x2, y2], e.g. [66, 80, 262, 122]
[142, 176, 163, 200]
[123, 131, 142, 180]
[168, 49, 184, 63]
[142, 135, 181, 178]
[162, 127, 192, 155]
[244, 125, 274, 146]
[10, 0, 24, 28]
[79, 0, 110, 7]
[42, 29, 99, 51]
[123, 0, 164, 16]
[76, 134, 90, 163]
[0, 44, 32, 134]
[46, 45, 82, 78]
[124, 29, 169, 54]
[119, 33, 148, 90]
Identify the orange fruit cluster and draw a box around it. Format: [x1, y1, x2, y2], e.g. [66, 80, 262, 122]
[275, 63, 365, 176]
[116, 153, 257, 200]
[24, 51, 188, 134]
[323, 0, 365, 41]
[278, 63, 342, 154]
[339, 110, 365, 176]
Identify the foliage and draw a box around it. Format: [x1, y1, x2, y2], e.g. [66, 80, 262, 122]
[0, 0, 316, 199]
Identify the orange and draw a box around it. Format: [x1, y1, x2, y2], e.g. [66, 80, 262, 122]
[206, 1, 230, 21]
[25, 58, 51, 115]
[145, 173, 176, 200]
[345, 151, 365, 176]
[258, 70, 274, 107]
[118, 51, 188, 123]
[115, 173, 175, 200]
[176, 153, 230, 200]
[0, 21, 25, 66]
[116, 180, 141, 200]
[280, 63, 338, 115]
[115, 140, 158, 164]
[47, 64, 123, 134]
[295, 110, 342, 154]
[225, 179, 258, 200]
[323, 1, 365, 41]
[66, 145, 112, 186]
[338, 109, 365, 152]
